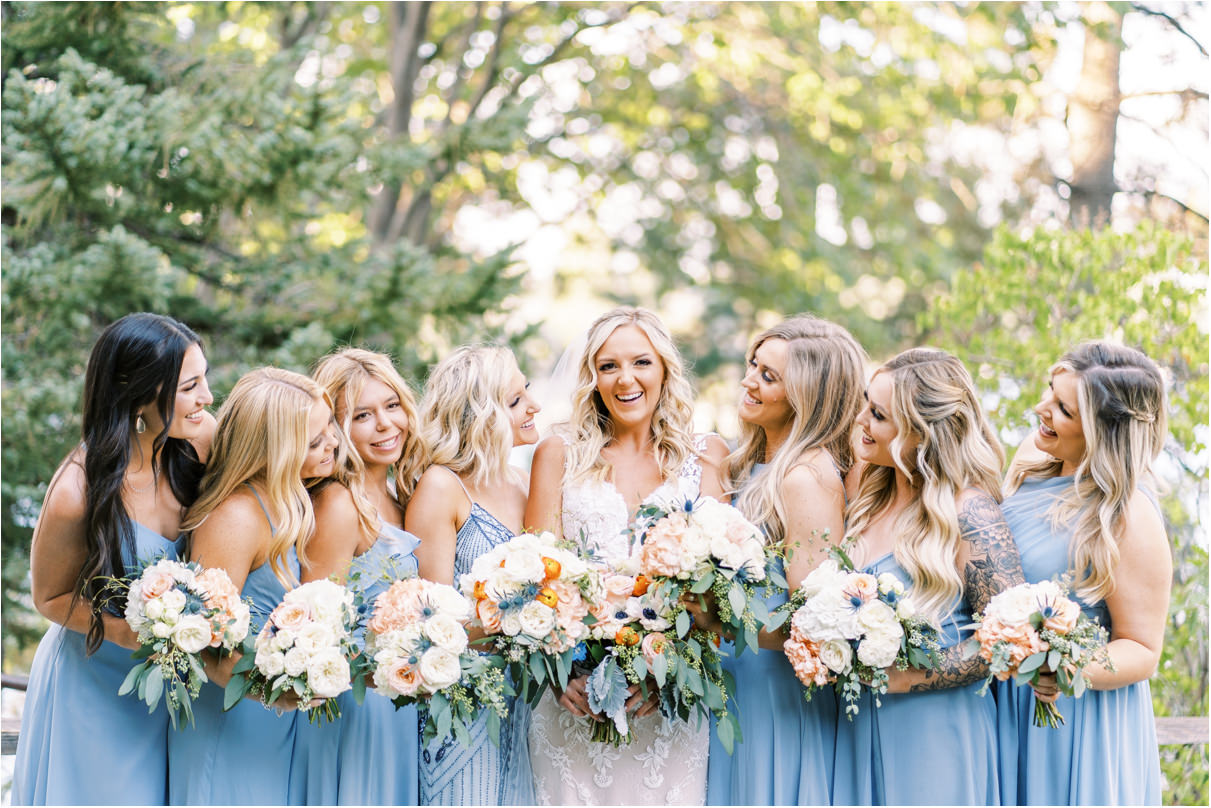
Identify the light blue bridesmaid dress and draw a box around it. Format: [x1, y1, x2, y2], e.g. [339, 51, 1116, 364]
[290, 521, 423, 805]
[420, 475, 535, 806]
[832, 554, 999, 805]
[706, 464, 836, 806]
[167, 490, 301, 805]
[995, 474, 1162, 805]
[13, 522, 179, 805]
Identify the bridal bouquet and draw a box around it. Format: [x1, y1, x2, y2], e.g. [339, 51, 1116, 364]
[113, 558, 251, 728]
[775, 548, 939, 718]
[225, 579, 359, 724]
[965, 579, 1112, 728]
[460, 531, 597, 701]
[362, 576, 510, 746]
[630, 490, 777, 654]
[577, 567, 740, 751]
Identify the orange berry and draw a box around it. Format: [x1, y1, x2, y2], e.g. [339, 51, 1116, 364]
[615, 626, 641, 646]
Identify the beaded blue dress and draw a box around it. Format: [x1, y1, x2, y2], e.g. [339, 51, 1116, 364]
[167, 490, 301, 805]
[832, 553, 999, 805]
[995, 474, 1162, 805]
[706, 464, 836, 806]
[13, 522, 179, 806]
[290, 522, 423, 805]
[419, 478, 535, 806]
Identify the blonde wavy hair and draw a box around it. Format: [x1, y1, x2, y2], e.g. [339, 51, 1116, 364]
[184, 367, 339, 587]
[418, 345, 517, 487]
[727, 315, 867, 545]
[561, 307, 699, 485]
[1006, 341, 1167, 603]
[846, 349, 1005, 622]
[313, 347, 425, 505]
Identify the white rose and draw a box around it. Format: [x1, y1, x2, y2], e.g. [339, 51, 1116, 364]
[896, 596, 920, 621]
[293, 622, 337, 654]
[679, 531, 712, 573]
[172, 614, 213, 654]
[500, 611, 522, 637]
[798, 560, 846, 597]
[792, 592, 861, 642]
[856, 600, 900, 635]
[283, 647, 309, 677]
[424, 614, 469, 654]
[170, 564, 196, 585]
[160, 588, 187, 615]
[428, 586, 472, 623]
[272, 628, 297, 653]
[987, 584, 1038, 626]
[144, 598, 165, 622]
[226, 611, 251, 647]
[818, 638, 854, 673]
[256, 648, 286, 677]
[518, 601, 556, 638]
[306, 648, 352, 699]
[151, 621, 174, 639]
[877, 572, 904, 596]
[500, 550, 545, 586]
[298, 580, 353, 628]
[857, 630, 901, 669]
[418, 647, 462, 692]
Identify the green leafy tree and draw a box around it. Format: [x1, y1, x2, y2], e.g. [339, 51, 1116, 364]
[923, 223, 1208, 806]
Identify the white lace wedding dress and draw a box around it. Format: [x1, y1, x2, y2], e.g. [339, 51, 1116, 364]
[528, 439, 711, 806]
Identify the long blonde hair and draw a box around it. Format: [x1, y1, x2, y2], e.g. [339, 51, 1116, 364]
[418, 345, 517, 487]
[1006, 341, 1167, 602]
[313, 347, 425, 505]
[184, 367, 333, 586]
[562, 307, 699, 485]
[846, 349, 1005, 621]
[727, 314, 867, 544]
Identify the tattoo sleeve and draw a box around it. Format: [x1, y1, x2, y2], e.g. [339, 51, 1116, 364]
[909, 492, 1026, 693]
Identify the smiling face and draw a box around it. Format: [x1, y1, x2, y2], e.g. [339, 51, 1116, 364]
[347, 378, 410, 470]
[593, 324, 665, 432]
[1032, 369, 1086, 472]
[300, 397, 339, 479]
[140, 343, 213, 441]
[854, 370, 915, 469]
[738, 337, 794, 435]
[504, 359, 542, 447]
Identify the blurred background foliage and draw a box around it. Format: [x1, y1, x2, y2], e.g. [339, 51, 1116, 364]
[2, 1, 1206, 801]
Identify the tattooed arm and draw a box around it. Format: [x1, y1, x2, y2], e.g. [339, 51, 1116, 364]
[887, 489, 1026, 693]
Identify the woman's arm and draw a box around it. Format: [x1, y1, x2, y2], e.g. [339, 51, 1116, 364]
[1087, 490, 1171, 689]
[406, 467, 466, 586]
[30, 459, 140, 649]
[889, 489, 1025, 693]
[301, 484, 366, 584]
[696, 434, 730, 503]
[524, 436, 566, 536]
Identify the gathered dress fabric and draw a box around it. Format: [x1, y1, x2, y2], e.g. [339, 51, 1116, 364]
[832, 553, 999, 806]
[290, 522, 423, 805]
[995, 474, 1162, 805]
[419, 476, 535, 806]
[529, 438, 711, 806]
[13, 523, 180, 806]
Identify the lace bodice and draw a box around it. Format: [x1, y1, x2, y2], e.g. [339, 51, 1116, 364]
[561, 436, 706, 564]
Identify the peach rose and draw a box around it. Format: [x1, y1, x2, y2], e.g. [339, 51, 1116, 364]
[640, 632, 668, 666]
[844, 573, 879, 603]
[1041, 596, 1081, 634]
[270, 601, 310, 632]
[142, 570, 176, 600]
[384, 659, 422, 697]
[639, 521, 689, 578]
[477, 598, 502, 634]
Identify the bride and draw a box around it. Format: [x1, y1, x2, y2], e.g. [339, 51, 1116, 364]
[524, 306, 728, 805]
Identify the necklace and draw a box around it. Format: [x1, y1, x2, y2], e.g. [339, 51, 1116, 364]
[125, 471, 159, 494]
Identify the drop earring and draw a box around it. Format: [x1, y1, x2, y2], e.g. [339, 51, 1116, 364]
[135, 414, 147, 434]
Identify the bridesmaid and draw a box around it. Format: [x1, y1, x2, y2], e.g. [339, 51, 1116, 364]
[290, 348, 426, 805]
[833, 348, 1025, 806]
[702, 314, 866, 806]
[168, 368, 339, 805]
[13, 313, 214, 806]
[406, 345, 541, 806]
[996, 341, 1169, 805]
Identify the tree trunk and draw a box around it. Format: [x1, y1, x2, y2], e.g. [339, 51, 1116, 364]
[1067, 1, 1123, 227]
[370, 1, 431, 245]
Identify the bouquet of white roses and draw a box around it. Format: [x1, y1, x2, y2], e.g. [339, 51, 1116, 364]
[459, 531, 597, 703]
[630, 489, 777, 655]
[112, 558, 251, 728]
[362, 576, 511, 747]
[774, 548, 939, 718]
[965, 578, 1112, 728]
[225, 579, 359, 724]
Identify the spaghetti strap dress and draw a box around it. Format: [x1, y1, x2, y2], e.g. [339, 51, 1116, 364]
[419, 471, 535, 806]
[290, 521, 423, 805]
[167, 488, 302, 805]
[832, 553, 999, 805]
[706, 463, 836, 805]
[995, 474, 1162, 805]
[13, 522, 180, 805]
